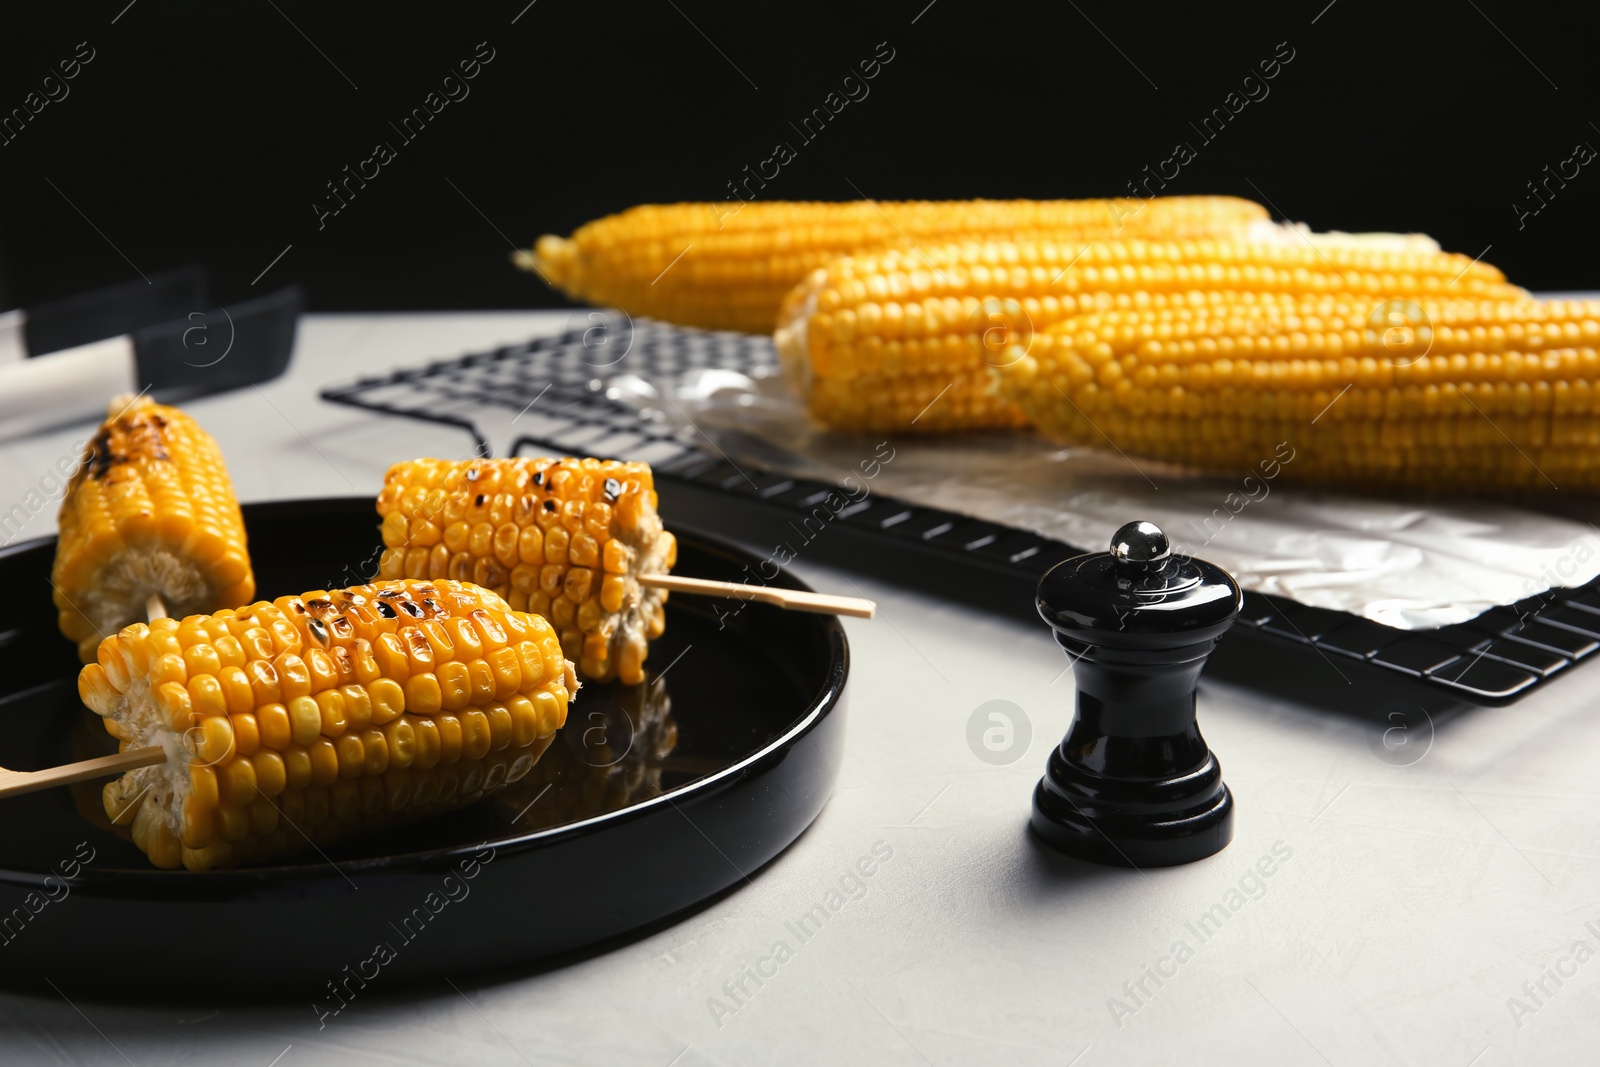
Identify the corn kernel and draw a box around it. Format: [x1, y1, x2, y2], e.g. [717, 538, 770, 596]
[438, 660, 471, 711]
[385, 717, 416, 770]
[230, 712, 260, 757]
[315, 689, 348, 737]
[330, 734, 361, 778]
[405, 673, 443, 716]
[487, 646, 522, 698]
[368, 677, 405, 724]
[362, 729, 389, 776]
[275, 653, 311, 701]
[218, 666, 254, 716]
[341, 683, 373, 732]
[412, 716, 441, 770]
[183, 642, 221, 678]
[436, 713, 464, 764]
[222, 758, 257, 806]
[507, 695, 539, 746]
[288, 696, 322, 747]
[374, 632, 410, 680]
[188, 674, 227, 719]
[484, 702, 513, 750]
[305, 647, 339, 692]
[254, 751, 287, 797]
[283, 746, 312, 790]
[461, 709, 492, 761]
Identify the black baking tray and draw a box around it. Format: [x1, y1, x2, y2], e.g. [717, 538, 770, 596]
[0, 497, 848, 998]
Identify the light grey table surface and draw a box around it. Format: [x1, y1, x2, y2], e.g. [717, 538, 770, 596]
[1, 312, 1596, 1067]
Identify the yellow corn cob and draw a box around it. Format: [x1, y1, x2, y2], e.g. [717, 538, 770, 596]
[376, 457, 676, 684]
[994, 296, 1600, 493]
[520, 197, 1271, 333]
[76, 579, 577, 870]
[774, 239, 1526, 434]
[53, 396, 254, 662]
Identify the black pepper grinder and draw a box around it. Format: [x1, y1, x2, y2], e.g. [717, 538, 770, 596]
[1032, 520, 1241, 867]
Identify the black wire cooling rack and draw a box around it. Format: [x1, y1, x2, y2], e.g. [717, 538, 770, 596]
[320, 313, 761, 465]
[321, 314, 1600, 709]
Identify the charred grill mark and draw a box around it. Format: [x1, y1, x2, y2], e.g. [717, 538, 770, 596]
[87, 413, 175, 480]
[84, 430, 115, 480]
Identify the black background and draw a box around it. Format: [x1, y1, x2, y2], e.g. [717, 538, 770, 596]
[2, 1, 1597, 313]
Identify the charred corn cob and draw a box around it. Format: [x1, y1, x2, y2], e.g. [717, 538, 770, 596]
[54, 396, 254, 662]
[76, 579, 577, 870]
[377, 457, 675, 684]
[520, 197, 1270, 333]
[775, 239, 1525, 434]
[994, 296, 1600, 493]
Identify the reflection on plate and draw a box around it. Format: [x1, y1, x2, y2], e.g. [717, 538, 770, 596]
[498, 677, 678, 831]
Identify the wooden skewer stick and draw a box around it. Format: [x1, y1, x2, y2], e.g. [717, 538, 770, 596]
[638, 574, 876, 619]
[0, 746, 167, 800]
[1, 580, 872, 801]
[0, 589, 179, 800]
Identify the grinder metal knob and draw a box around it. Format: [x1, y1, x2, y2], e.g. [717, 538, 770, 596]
[1109, 520, 1169, 564]
[1031, 520, 1241, 866]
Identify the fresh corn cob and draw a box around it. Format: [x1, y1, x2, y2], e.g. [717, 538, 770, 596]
[54, 396, 254, 662]
[994, 296, 1600, 493]
[519, 197, 1271, 333]
[376, 457, 676, 684]
[496, 675, 676, 831]
[76, 579, 577, 871]
[774, 239, 1526, 434]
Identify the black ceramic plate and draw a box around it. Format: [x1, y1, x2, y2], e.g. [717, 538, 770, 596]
[0, 498, 847, 998]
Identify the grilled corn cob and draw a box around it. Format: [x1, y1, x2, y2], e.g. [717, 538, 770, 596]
[774, 239, 1525, 434]
[994, 296, 1600, 493]
[377, 457, 675, 684]
[520, 197, 1271, 333]
[76, 579, 577, 870]
[54, 396, 254, 662]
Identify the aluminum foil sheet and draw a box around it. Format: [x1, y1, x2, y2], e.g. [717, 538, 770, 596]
[606, 366, 1600, 631]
